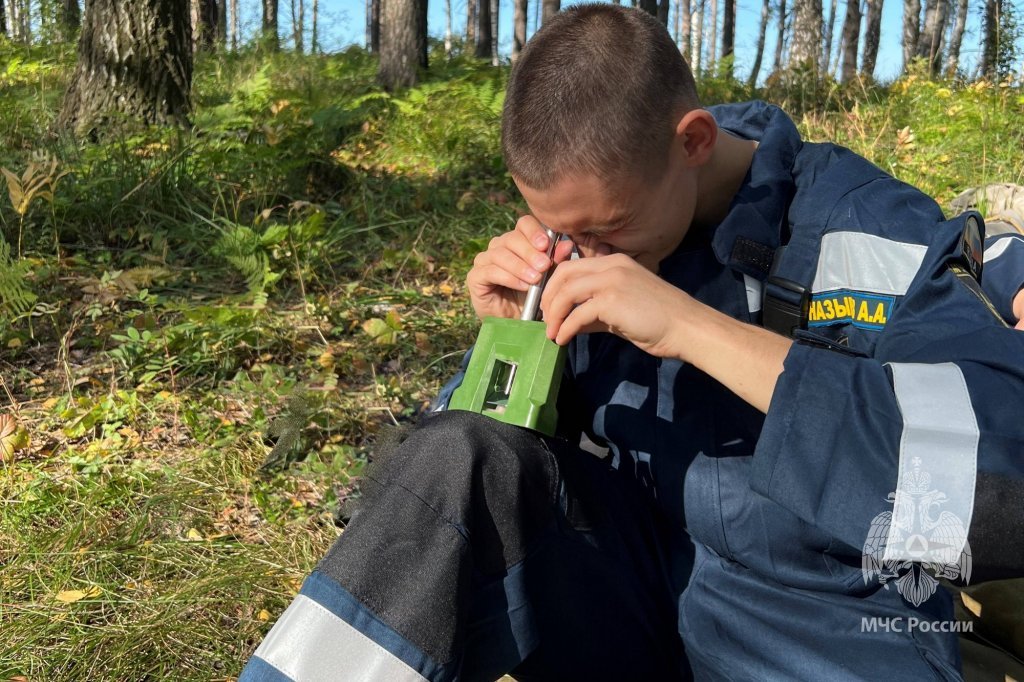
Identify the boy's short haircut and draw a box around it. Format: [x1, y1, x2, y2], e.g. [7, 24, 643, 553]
[502, 3, 700, 190]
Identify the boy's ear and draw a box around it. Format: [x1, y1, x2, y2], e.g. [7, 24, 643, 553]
[673, 109, 717, 167]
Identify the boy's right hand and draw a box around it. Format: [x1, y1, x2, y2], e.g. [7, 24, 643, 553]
[466, 215, 575, 320]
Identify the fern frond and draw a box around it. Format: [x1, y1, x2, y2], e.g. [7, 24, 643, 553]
[0, 236, 36, 318]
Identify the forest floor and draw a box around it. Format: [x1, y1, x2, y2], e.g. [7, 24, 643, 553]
[0, 42, 1022, 680]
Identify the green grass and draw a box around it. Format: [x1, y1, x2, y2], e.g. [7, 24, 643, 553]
[0, 38, 1022, 680]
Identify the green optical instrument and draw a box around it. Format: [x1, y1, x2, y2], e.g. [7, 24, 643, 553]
[448, 227, 567, 436]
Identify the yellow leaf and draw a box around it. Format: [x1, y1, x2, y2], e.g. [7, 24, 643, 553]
[186, 528, 204, 541]
[361, 318, 397, 346]
[42, 397, 59, 410]
[55, 585, 101, 603]
[0, 414, 22, 463]
[6, 337, 22, 349]
[258, 609, 271, 621]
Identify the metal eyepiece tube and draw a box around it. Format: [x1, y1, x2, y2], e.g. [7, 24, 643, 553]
[520, 226, 560, 322]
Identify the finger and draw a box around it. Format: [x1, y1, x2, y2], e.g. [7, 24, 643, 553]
[501, 225, 556, 277]
[1016, 319, 1024, 331]
[477, 240, 546, 285]
[542, 267, 603, 340]
[552, 238, 576, 264]
[514, 214, 553, 251]
[467, 259, 535, 294]
[555, 299, 609, 345]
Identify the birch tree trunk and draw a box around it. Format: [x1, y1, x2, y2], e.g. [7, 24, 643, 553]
[943, 0, 968, 76]
[379, 0, 418, 90]
[790, 0, 822, 71]
[861, 0, 882, 76]
[513, 0, 527, 61]
[839, 0, 860, 80]
[821, 0, 838, 75]
[57, 0, 192, 137]
[693, 0, 704, 73]
[681, 0, 692, 65]
[748, 0, 771, 86]
[490, 0, 499, 65]
[773, 0, 789, 73]
[444, 0, 452, 56]
[708, 0, 718, 72]
[902, 0, 921, 70]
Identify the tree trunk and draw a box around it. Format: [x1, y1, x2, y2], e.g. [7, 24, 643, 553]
[58, 0, 81, 38]
[379, 0, 418, 89]
[197, 0, 218, 50]
[789, 0, 822, 71]
[917, 0, 948, 75]
[747, 0, 771, 86]
[722, 0, 735, 72]
[311, 0, 318, 52]
[417, 0, 428, 67]
[821, 0, 838, 75]
[466, 0, 476, 45]
[943, 0, 968, 76]
[773, 0, 788, 74]
[368, 0, 380, 52]
[217, 0, 227, 43]
[0, 0, 6, 36]
[542, 0, 559, 24]
[861, 0, 882, 76]
[513, 0, 527, 60]
[475, 0, 491, 58]
[902, 0, 921, 70]
[490, 0, 499, 64]
[839, 0, 860, 80]
[981, 0, 1000, 78]
[657, 0, 670, 26]
[230, 0, 239, 50]
[708, 0, 718, 71]
[693, 0, 704, 73]
[57, 0, 192, 138]
[681, 0, 692, 66]
[444, 0, 453, 56]
[263, 0, 279, 50]
[291, 0, 304, 53]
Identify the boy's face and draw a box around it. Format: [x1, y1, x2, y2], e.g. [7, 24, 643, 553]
[515, 161, 698, 272]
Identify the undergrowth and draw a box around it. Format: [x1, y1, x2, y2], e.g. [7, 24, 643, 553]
[0, 37, 1021, 680]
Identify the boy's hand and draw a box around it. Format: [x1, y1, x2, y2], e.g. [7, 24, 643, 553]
[540, 253, 691, 358]
[466, 215, 574, 320]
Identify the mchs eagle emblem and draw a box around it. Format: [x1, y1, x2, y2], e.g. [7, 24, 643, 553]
[862, 457, 972, 607]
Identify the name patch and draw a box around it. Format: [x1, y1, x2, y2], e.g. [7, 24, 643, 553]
[808, 290, 895, 330]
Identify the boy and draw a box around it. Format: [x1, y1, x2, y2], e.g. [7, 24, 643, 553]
[242, 5, 1024, 680]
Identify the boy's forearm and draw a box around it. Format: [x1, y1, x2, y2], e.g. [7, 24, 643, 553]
[670, 300, 792, 414]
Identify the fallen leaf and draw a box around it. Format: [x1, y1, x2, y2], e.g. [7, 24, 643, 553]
[55, 585, 102, 603]
[186, 528, 204, 541]
[258, 609, 271, 621]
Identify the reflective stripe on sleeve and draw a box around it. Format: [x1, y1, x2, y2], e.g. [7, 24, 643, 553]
[983, 235, 1023, 263]
[812, 232, 928, 296]
[251, 595, 430, 682]
[883, 363, 978, 564]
